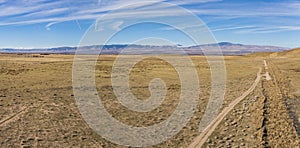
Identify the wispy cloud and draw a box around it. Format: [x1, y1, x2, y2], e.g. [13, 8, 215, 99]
[0, 0, 6, 4]
[235, 25, 300, 34]
[0, 0, 221, 30]
[211, 26, 256, 32]
[165, 0, 222, 5]
[1, 0, 300, 34]
[111, 21, 124, 30]
[24, 7, 70, 18]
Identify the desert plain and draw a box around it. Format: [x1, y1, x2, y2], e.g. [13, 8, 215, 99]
[0, 50, 299, 147]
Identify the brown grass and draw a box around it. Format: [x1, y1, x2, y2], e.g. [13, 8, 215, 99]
[0, 53, 296, 147]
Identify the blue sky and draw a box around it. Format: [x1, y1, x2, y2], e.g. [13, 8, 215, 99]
[0, 0, 300, 48]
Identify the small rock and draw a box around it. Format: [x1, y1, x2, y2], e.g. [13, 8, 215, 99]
[223, 137, 230, 140]
[231, 121, 237, 125]
[36, 137, 43, 141]
[238, 116, 243, 120]
[229, 134, 235, 138]
[226, 141, 231, 147]
[225, 122, 229, 126]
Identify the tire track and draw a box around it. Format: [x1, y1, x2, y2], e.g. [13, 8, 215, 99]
[0, 106, 27, 126]
[189, 67, 262, 148]
[0, 103, 43, 126]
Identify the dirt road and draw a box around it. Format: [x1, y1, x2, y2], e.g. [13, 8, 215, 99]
[264, 60, 271, 81]
[188, 67, 262, 148]
[260, 60, 299, 147]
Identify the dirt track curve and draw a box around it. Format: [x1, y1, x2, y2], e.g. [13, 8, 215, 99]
[188, 67, 263, 148]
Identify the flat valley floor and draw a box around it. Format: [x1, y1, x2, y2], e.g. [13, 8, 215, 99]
[0, 53, 299, 147]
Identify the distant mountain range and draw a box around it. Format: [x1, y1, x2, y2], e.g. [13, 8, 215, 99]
[0, 42, 290, 55]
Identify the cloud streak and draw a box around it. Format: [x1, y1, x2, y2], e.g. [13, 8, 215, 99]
[0, 0, 220, 29]
[0, 0, 300, 34]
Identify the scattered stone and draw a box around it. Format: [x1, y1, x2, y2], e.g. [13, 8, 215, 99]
[223, 137, 230, 140]
[225, 122, 229, 126]
[36, 137, 43, 141]
[238, 116, 243, 120]
[231, 121, 237, 125]
[226, 141, 231, 147]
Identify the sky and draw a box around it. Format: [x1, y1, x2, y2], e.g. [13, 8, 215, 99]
[0, 0, 300, 48]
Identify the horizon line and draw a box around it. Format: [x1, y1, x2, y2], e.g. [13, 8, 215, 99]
[0, 42, 293, 50]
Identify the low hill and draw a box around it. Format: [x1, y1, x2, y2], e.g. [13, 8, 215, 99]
[273, 48, 300, 57]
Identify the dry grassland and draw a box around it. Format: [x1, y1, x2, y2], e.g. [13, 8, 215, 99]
[0, 53, 298, 147]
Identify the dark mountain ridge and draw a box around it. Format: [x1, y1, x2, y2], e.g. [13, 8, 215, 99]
[0, 42, 290, 55]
